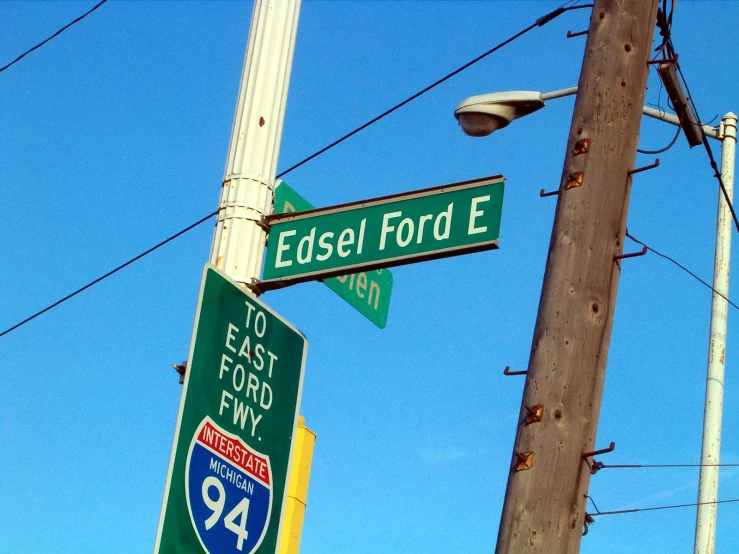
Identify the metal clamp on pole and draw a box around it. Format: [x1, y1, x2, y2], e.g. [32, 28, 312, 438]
[614, 246, 648, 261]
[503, 365, 527, 376]
[647, 55, 678, 65]
[172, 361, 187, 385]
[582, 441, 615, 459]
[256, 216, 270, 232]
[583, 441, 615, 475]
[243, 278, 265, 296]
[582, 513, 596, 536]
[628, 158, 660, 175]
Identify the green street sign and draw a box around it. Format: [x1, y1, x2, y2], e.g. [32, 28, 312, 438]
[262, 175, 505, 288]
[274, 181, 393, 329]
[154, 265, 307, 554]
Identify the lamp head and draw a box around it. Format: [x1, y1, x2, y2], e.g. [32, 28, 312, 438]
[454, 91, 546, 137]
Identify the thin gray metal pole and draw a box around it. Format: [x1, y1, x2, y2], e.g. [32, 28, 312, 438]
[694, 112, 737, 554]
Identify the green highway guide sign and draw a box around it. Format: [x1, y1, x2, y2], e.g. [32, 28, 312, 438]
[154, 265, 307, 554]
[274, 181, 393, 329]
[262, 175, 505, 287]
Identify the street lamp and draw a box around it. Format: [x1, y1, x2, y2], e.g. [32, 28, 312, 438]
[454, 87, 574, 136]
[455, 86, 736, 554]
[454, 86, 721, 139]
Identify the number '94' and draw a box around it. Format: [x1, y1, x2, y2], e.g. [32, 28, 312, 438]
[202, 476, 251, 551]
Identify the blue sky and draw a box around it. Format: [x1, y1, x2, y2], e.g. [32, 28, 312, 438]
[2, 1, 738, 553]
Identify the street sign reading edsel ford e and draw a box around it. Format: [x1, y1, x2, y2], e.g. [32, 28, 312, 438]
[274, 181, 393, 329]
[261, 175, 504, 288]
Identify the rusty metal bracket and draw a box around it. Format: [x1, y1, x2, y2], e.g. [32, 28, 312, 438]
[614, 246, 647, 261]
[566, 171, 584, 189]
[504, 365, 527, 376]
[628, 158, 660, 175]
[647, 54, 678, 65]
[542, 168, 587, 197]
[514, 451, 534, 472]
[542, 168, 586, 197]
[256, 216, 271, 232]
[582, 441, 616, 459]
[525, 404, 544, 425]
[582, 513, 596, 536]
[567, 29, 588, 38]
[243, 278, 264, 296]
[172, 361, 187, 385]
[572, 138, 590, 156]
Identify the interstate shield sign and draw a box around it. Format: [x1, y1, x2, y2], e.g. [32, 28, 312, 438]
[186, 417, 272, 554]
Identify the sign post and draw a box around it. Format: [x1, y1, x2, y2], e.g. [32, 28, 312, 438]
[262, 175, 505, 289]
[154, 265, 308, 554]
[274, 181, 393, 328]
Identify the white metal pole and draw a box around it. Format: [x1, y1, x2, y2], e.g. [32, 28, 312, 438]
[210, 0, 301, 287]
[695, 111, 737, 554]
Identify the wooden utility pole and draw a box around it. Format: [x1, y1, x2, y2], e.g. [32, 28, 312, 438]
[495, 1, 660, 553]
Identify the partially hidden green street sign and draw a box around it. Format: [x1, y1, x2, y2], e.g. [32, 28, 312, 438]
[274, 181, 393, 329]
[154, 265, 307, 554]
[262, 175, 505, 288]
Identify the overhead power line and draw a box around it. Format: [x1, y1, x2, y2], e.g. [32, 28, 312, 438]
[275, 3, 592, 178]
[598, 462, 739, 470]
[625, 231, 739, 311]
[1, 3, 592, 338]
[0, 212, 216, 339]
[0, 0, 109, 74]
[678, 65, 739, 234]
[590, 498, 739, 518]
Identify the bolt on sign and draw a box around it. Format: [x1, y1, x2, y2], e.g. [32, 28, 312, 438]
[154, 265, 307, 554]
[261, 175, 505, 288]
[273, 181, 393, 329]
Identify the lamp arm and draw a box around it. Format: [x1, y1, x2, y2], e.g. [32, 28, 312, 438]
[540, 87, 578, 101]
[539, 86, 720, 141]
